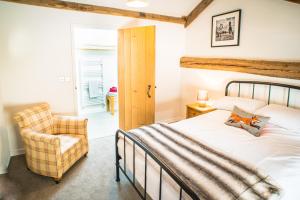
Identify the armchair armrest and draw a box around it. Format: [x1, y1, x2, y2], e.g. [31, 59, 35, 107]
[21, 129, 63, 178]
[21, 129, 60, 146]
[53, 116, 88, 136]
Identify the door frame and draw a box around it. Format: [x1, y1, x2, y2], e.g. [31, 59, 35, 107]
[70, 24, 118, 116]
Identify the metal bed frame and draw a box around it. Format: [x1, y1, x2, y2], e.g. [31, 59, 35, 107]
[225, 80, 300, 107]
[115, 80, 300, 200]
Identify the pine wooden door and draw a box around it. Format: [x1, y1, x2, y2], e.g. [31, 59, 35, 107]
[118, 26, 155, 131]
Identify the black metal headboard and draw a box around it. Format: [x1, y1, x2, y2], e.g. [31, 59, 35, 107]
[225, 81, 300, 107]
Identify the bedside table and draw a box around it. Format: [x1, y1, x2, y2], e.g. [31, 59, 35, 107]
[186, 103, 216, 119]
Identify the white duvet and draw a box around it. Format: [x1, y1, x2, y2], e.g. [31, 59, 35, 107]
[118, 110, 300, 200]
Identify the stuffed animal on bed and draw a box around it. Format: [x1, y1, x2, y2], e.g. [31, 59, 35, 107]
[225, 106, 270, 136]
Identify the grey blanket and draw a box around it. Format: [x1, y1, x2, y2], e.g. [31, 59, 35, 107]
[129, 123, 281, 200]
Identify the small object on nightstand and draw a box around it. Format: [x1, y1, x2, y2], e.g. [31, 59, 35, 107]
[186, 103, 216, 119]
[197, 89, 208, 107]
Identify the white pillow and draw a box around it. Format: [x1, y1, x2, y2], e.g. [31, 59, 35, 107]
[212, 96, 267, 113]
[255, 104, 300, 133]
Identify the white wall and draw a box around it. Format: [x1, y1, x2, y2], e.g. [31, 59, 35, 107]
[74, 28, 118, 47]
[0, 1, 185, 155]
[181, 0, 300, 116]
[0, 77, 10, 174]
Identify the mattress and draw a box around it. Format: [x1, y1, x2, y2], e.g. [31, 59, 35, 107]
[117, 110, 300, 199]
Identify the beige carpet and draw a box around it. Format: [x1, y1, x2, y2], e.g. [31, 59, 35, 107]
[0, 136, 139, 200]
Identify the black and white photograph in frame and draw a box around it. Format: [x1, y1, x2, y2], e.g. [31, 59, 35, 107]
[211, 9, 241, 47]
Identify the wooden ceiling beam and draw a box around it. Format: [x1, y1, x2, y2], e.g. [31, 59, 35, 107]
[180, 57, 300, 80]
[185, 0, 213, 27]
[1, 0, 186, 24]
[284, 0, 300, 4]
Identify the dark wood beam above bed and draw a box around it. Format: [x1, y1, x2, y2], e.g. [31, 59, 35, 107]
[284, 0, 300, 4]
[185, 0, 214, 27]
[180, 57, 300, 80]
[1, 0, 186, 24]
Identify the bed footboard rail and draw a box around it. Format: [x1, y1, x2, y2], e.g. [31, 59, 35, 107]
[115, 129, 199, 200]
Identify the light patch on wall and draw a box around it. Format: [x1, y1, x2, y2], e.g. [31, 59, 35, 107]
[198, 69, 232, 91]
[8, 30, 30, 58]
[73, 27, 117, 48]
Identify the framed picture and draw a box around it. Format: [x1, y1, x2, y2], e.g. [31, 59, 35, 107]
[211, 9, 241, 47]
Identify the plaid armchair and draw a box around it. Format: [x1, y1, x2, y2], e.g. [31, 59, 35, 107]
[14, 103, 88, 183]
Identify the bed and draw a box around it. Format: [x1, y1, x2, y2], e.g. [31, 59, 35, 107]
[115, 81, 300, 200]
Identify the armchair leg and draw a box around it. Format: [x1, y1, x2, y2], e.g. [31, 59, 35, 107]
[53, 177, 62, 184]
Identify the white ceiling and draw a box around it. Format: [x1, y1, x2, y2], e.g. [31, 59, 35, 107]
[63, 0, 201, 17]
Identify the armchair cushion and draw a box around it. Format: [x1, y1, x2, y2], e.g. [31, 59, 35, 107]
[58, 134, 88, 172]
[58, 134, 82, 153]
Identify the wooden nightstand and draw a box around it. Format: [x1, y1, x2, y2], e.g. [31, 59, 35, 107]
[186, 103, 216, 119]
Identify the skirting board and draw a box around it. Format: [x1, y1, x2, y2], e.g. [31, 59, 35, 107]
[10, 148, 25, 157]
[180, 57, 300, 80]
[0, 153, 10, 175]
[0, 167, 8, 174]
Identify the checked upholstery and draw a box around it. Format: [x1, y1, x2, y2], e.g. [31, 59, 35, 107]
[14, 103, 88, 180]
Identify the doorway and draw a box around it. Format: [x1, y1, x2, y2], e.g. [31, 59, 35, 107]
[73, 27, 118, 139]
[73, 26, 156, 137]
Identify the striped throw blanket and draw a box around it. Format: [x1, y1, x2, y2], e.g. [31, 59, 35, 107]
[128, 123, 281, 200]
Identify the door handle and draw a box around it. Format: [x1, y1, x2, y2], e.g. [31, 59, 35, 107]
[147, 85, 151, 98]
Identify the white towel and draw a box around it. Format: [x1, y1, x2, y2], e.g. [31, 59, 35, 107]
[88, 80, 100, 98]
